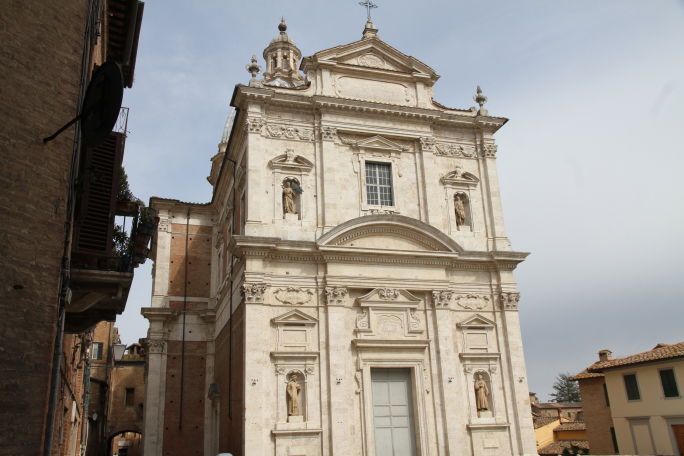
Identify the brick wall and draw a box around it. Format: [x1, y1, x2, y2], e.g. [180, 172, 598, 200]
[578, 377, 616, 454]
[215, 305, 245, 456]
[0, 0, 87, 454]
[162, 340, 207, 456]
[168, 224, 212, 298]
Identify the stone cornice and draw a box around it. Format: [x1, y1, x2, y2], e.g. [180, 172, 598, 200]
[231, 85, 508, 131]
[232, 235, 527, 269]
[149, 197, 214, 215]
[141, 307, 179, 322]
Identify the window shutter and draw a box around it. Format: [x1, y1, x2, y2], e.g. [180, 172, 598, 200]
[660, 369, 679, 398]
[73, 132, 125, 258]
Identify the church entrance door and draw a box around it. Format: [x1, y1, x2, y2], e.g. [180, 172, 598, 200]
[371, 368, 416, 456]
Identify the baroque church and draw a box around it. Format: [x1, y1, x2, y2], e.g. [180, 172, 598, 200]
[142, 17, 537, 456]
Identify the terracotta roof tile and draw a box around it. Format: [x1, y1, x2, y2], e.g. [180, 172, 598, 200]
[533, 416, 560, 429]
[588, 341, 684, 372]
[535, 402, 582, 409]
[538, 440, 589, 455]
[571, 369, 604, 380]
[554, 421, 587, 431]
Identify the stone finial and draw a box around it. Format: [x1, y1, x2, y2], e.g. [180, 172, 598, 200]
[474, 85, 489, 116]
[279, 17, 287, 32]
[362, 20, 378, 39]
[246, 55, 261, 80]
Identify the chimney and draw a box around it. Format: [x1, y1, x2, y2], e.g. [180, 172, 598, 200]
[598, 349, 612, 362]
[529, 392, 539, 404]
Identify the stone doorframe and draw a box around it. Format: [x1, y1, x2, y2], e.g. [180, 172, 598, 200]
[353, 339, 431, 456]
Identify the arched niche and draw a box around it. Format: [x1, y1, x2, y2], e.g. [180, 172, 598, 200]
[473, 370, 494, 418]
[285, 370, 307, 422]
[281, 176, 302, 219]
[453, 191, 472, 230]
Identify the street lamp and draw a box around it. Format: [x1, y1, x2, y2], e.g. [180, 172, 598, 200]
[112, 343, 126, 362]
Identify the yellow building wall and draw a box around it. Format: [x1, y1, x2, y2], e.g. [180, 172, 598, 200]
[605, 359, 684, 455]
[535, 419, 560, 449]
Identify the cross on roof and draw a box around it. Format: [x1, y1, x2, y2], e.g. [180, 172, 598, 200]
[359, 0, 378, 21]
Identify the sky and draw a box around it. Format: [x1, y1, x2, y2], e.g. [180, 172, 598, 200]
[117, 0, 684, 401]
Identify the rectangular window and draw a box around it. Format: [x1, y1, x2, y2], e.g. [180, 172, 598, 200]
[365, 162, 393, 206]
[623, 374, 640, 400]
[125, 388, 135, 406]
[91, 342, 103, 360]
[660, 369, 679, 397]
[603, 382, 610, 406]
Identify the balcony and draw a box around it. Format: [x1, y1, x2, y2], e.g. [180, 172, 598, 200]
[66, 108, 157, 333]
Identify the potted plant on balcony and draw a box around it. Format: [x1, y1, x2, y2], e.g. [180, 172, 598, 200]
[115, 167, 140, 216]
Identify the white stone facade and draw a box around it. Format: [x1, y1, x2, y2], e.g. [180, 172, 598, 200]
[143, 20, 536, 456]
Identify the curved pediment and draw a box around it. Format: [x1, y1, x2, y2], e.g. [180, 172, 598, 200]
[318, 214, 463, 253]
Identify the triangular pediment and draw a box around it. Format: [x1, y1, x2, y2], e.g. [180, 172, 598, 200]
[457, 314, 496, 328]
[357, 288, 422, 307]
[356, 135, 404, 152]
[302, 38, 438, 82]
[271, 309, 317, 326]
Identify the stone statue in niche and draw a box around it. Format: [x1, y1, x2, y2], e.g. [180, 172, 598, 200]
[282, 178, 302, 215]
[454, 193, 467, 226]
[474, 373, 490, 414]
[286, 374, 302, 417]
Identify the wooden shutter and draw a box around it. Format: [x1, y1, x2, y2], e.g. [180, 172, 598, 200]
[73, 132, 124, 258]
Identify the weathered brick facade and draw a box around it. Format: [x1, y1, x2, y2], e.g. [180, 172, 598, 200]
[576, 376, 617, 454]
[0, 1, 88, 454]
[1, 0, 144, 453]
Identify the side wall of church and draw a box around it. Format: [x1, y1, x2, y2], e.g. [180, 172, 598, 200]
[143, 207, 215, 456]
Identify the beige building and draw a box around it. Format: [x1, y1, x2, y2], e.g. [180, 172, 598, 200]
[576, 343, 684, 455]
[142, 19, 537, 456]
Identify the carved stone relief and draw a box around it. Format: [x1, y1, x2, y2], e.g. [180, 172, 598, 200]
[434, 142, 476, 158]
[264, 124, 314, 141]
[454, 294, 491, 310]
[246, 117, 264, 133]
[321, 126, 337, 142]
[274, 287, 314, 306]
[378, 288, 400, 300]
[242, 283, 268, 302]
[419, 136, 435, 152]
[355, 308, 370, 331]
[325, 287, 348, 305]
[499, 292, 520, 310]
[408, 309, 421, 331]
[146, 339, 166, 354]
[432, 290, 453, 307]
[481, 144, 498, 158]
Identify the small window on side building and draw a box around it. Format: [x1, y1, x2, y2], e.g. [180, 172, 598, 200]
[660, 369, 679, 398]
[91, 342, 103, 360]
[623, 373, 640, 400]
[602, 382, 610, 406]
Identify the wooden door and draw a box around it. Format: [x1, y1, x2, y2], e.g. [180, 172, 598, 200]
[673, 425, 684, 456]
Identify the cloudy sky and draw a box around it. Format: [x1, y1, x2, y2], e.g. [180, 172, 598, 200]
[117, 1, 684, 400]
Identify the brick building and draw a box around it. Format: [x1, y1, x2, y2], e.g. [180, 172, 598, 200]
[574, 343, 684, 455]
[0, 1, 145, 454]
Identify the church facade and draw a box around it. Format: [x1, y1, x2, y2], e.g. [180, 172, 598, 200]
[142, 19, 537, 456]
